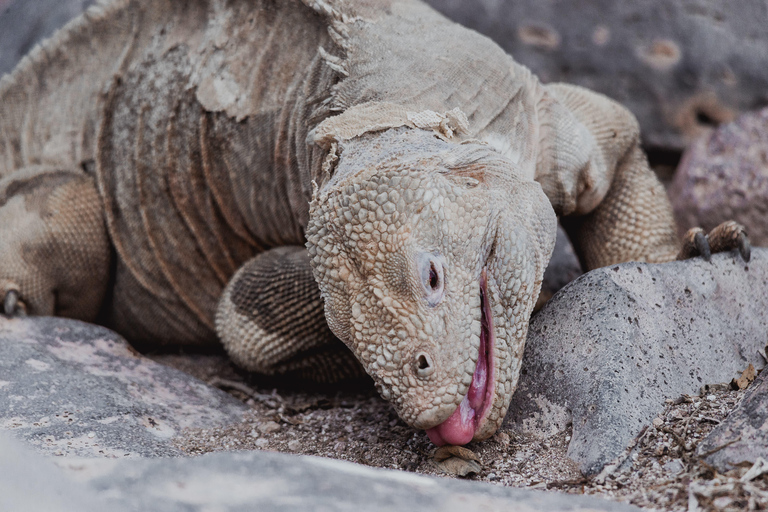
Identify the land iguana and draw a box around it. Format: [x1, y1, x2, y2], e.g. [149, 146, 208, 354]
[0, 0, 750, 446]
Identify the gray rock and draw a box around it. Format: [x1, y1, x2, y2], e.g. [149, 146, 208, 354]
[508, 249, 768, 475]
[0, 0, 95, 77]
[663, 459, 685, 475]
[0, 433, 636, 512]
[0, 433, 128, 512]
[669, 107, 768, 246]
[0, 316, 247, 457]
[428, 0, 768, 151]
[696, 370, 768, 472]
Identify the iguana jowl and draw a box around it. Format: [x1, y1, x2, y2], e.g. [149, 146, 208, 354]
[0, 0, 749, 445]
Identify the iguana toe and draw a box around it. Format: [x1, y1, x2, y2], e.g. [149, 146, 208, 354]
[2, 288, 27, 317]
[678, 222, 750, 262]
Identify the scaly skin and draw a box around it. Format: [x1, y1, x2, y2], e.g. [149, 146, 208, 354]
[0, 0, 749, 445]
[307, 129, 555, 440]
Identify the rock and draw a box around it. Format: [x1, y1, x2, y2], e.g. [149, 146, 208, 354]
[0, 433, 128, 512]
[0, 0, 95, 77]
[662, 459, 685, 475]
[428, 0, 768, 151]
[696, 370, 768, 472]
[669, 107, 768, 246]
[0, 432, 639, 512]
[0, 316, 247, 457]
[507, 249, 768, 476]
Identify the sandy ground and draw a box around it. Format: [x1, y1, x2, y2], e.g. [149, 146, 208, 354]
[151, 352, 768, 512]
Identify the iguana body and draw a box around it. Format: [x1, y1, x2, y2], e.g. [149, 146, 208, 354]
[0, 0, 747, 444]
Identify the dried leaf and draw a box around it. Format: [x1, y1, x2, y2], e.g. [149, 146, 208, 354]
[433, 456, 482, 477]
[433, 445, 480, 462]
[731, 363, 757, 390]
[432, 446, 483, 476]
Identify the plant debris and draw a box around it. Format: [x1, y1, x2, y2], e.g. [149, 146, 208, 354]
[731, 364, 757, 390]
[154, 353, 768, 511]
[432, 445, 482, 476]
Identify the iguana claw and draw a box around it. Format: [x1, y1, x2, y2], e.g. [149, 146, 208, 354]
[739, 232, 751, 262]
[678, 221, 750, 262]
[3, 289, 26, 317]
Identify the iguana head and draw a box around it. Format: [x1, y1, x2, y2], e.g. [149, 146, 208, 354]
[306, 127, 556, 444]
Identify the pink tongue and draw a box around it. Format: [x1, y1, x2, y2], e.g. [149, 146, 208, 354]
[426, 338, 488, 446]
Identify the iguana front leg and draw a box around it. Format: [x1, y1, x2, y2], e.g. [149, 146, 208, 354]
[0, 166, 111, 320]
[539, 83, 749, 269]
[216, 246, 364, 383]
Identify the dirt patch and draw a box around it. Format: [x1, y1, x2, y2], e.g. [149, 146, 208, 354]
[153, 353, 768, 511]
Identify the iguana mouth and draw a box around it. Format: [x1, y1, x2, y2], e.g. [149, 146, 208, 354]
[426, 268, 495, 445]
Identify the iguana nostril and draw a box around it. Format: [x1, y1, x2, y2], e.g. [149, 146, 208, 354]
[416, 352, 434, 377]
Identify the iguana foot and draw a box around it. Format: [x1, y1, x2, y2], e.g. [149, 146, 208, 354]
[217, 246, 364, 383]
[1, 283, 27, 317]
[678, 221, 751, 262]
[0, 166, 111, 321]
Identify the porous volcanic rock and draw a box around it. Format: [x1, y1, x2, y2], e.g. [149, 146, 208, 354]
[428, 0, 768, 150]
[0, 316, 247, 457]
[508, 249, 768, 475]
[669, 107, 768, 246]
[696, 370, 768, 472]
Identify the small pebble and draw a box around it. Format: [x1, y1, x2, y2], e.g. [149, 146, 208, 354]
[87, 432, 95, 439]
[254, 438, 269, 448]
[663, 459, 684, 474]
[652, 417, 663, 428]
[258, 421, 281, 434]
[287, 440, 301, 451]
[706, 394, 716, 401]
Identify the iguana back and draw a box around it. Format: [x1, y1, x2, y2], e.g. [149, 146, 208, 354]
[0, 0, 340, 345]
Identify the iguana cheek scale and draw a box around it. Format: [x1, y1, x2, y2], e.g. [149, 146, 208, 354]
[427, 269, 495, 446]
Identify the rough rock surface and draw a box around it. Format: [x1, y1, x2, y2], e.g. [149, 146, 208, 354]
[427, 0, 768, 151]
[0, 316, 247, 457]
[669, 107, 768, 246]
[697, 370, 768, 472]
[0, 433, 641, 512]
[507, 249, 768, 476]
[0, 0, 94, 76]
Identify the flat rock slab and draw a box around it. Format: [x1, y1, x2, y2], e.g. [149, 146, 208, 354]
[0, 433, 640, 512]
[508, 249, 768, 476]
[0, 316, 247, 457]
[697, 370, 768, 472]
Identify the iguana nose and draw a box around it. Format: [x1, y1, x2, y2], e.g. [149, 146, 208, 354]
[415, 351, 434, 377]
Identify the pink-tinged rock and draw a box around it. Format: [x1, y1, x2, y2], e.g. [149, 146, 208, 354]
[0, 316, 247, 458]
[669, 107, 768, 246]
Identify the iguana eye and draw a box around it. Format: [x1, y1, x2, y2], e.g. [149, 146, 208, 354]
[418, 252, 445, 306]
[428, 263, 439, 289]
